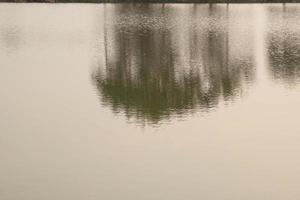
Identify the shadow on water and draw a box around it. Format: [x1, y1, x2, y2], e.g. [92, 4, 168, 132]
[91, 4, 256, 125]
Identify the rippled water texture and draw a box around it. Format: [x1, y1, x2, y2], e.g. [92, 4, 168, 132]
[1, 3, 300, 200]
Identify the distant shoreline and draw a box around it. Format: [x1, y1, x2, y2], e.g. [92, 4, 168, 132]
[0, 0, 297, 3]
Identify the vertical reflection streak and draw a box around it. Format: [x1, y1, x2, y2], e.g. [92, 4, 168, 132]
[254, 5, 269, 86]
[103, 4, 108, 74]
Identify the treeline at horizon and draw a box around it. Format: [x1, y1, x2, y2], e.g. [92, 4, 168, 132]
[0, 0, 297, 3]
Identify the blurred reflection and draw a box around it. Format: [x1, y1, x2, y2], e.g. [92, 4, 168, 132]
[267, 5, 300, 85]
[0, 9, 23, 53]
[0, 27, 22, 52]
[92, 4, 255, 124]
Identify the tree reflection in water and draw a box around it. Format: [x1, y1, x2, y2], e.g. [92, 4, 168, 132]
[267, 5, 300, 85]
[92, 4, 255, 125]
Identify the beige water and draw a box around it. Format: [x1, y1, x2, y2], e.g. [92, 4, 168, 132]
[1, 3, 300, 200]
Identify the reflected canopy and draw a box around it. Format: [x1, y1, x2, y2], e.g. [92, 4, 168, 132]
[267, 6, 300, 85]
[92, 4, 255, 124]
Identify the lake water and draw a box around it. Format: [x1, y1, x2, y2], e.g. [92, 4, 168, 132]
[1, 3, 300, 200]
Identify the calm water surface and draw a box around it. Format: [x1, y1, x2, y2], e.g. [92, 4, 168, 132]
[1, 3, 300, 200]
